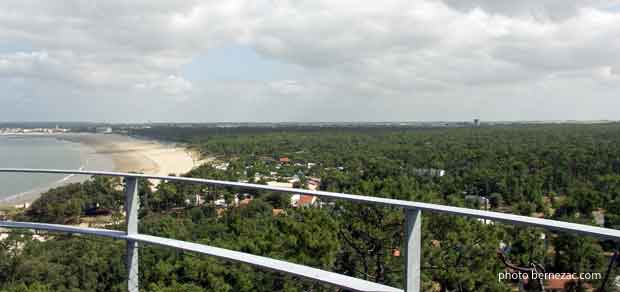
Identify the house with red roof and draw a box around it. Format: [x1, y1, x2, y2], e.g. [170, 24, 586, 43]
[290, 194, 318, 208]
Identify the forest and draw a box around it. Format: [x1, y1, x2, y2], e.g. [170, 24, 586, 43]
[2, 123, 620, 291]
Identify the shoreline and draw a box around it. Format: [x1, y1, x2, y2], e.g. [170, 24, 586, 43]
[1, 133, 202, 206]
[62, 133, 200, 176]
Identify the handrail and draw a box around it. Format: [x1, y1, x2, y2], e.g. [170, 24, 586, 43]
[0, 220, 127, 239]
[2, 168, 620, 292]
[2, 168, 619, 241]
[0, 221, 402, 292]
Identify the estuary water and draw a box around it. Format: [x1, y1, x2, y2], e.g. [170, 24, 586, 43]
[0, 135, 114, 204]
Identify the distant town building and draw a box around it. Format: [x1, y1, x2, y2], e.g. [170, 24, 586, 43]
[234, 193, 253, 207]
[214, 198, 227, 208]
[0, 228, 8, 241]
[214, 162, 230, 171]
[95, 127, 113, 134]
[592, 209, 605, 226]
[288, 175, 301, 184]
[291, 195, 318, 208]
[194, 194, 205, 206]
[307, 181, 320, 191]
[412, 168, 445, 177]
[465, 195, 490, 209]
[267, 181, 294, 188]
[14, 203, 30, 209]
[0, 127, 69, 135]
[299, 195, 317, 207]
[238, 197, 253, 207]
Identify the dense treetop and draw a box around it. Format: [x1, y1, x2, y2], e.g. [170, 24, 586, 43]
[3, 123, 620, 291]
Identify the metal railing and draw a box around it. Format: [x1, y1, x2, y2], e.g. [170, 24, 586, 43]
[1, 168, 620, 292]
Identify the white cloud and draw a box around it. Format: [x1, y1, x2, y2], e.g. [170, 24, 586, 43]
[134, 75, 193, 101]
[0, 0, 619, 122]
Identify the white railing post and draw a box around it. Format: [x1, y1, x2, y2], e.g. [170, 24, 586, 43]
[124, 177, 139, 292]
[405, 209, 421, 292]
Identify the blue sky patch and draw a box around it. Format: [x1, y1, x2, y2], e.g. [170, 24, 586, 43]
[0, 41, 33, 54]
[182, 45, 303, 82]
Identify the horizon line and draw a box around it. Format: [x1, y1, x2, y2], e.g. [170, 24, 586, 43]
[1, 119, 619, 125]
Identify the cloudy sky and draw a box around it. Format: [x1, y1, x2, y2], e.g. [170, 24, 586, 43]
[1, 0, 619, 122]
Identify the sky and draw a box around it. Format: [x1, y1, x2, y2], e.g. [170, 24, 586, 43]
[0, 0, 619, 123]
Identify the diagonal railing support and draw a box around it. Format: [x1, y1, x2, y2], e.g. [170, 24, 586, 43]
[124, 177, 139, 292]
[404, 209, 421, 292]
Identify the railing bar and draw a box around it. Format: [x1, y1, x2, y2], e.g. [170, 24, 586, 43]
[2, 168, 620, 241]
[129, 234, 403, 292]
[0, 221, 403, 292]
[0, 221, 126, 239]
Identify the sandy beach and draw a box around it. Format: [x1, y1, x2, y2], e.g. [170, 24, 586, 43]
[67, 134, 199, 176]
[1, 133, 202, 206]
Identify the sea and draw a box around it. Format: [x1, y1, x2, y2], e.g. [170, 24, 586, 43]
[0, 135, 114, 205]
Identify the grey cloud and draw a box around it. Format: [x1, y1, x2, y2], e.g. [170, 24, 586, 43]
[441, 0, 615, 19]
[0, 0, 619, 122]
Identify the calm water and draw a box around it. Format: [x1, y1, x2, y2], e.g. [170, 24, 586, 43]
[0, 135, 113, 203]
